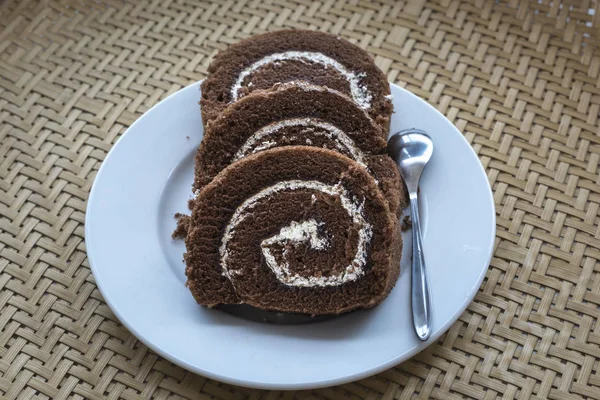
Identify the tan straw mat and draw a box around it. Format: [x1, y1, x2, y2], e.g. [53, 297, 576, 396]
[1, 0, 600, 398]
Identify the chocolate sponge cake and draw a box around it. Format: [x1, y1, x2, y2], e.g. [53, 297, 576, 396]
[201, 30, 393, 131]
[184, 146, 402, 315]
[177, 30, 407, 315]
[194, 81, 388, 192]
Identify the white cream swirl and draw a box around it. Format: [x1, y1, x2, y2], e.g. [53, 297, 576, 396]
[219, 180, 372, 287]
[232, 118, 367, 168]
[230, 51, 372, 109]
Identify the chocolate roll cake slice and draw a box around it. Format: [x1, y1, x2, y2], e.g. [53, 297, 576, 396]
[201, 30, 393, 131]
[184, 146, 402, 315]
[194, 81, 387, 192]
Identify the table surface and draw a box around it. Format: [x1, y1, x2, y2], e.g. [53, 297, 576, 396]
[1, 0, 599, 399]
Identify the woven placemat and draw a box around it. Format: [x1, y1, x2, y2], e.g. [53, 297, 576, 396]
[1, 0, 600, 398]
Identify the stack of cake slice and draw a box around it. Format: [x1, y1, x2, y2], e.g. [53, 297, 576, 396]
[178, 30, 407, 315]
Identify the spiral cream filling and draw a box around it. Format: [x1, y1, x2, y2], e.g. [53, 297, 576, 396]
[232, 118, 367, 168]
[220, 180, 373, 287]
[230, 51, 373, 109]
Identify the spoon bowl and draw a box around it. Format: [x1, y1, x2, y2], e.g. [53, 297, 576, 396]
[388, 129, 433, 193]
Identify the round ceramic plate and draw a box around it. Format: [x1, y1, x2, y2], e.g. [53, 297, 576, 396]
[86, 82, 495, 390]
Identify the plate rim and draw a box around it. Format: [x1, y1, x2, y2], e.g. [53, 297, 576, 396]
[85, 81, 496, 390]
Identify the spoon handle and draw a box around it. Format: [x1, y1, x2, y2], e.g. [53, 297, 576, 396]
[409, 195, 431, 341]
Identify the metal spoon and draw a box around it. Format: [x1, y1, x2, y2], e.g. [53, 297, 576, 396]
[388, 129, 433, 341]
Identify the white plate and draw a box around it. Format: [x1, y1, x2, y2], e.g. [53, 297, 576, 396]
[86, 82, 495, 390]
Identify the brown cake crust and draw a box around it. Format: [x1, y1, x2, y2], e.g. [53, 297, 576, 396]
[200, 30, 392, 131]
[194, 82, 387, 192]
[367, 154, 409, 218]
[184, 146, 401, 314]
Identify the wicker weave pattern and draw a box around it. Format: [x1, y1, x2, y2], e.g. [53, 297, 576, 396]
[1, 0, 599, 398]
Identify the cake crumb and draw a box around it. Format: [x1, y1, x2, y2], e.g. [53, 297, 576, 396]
[172, 213, 190, 239]
[401, 215, 412, 232]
